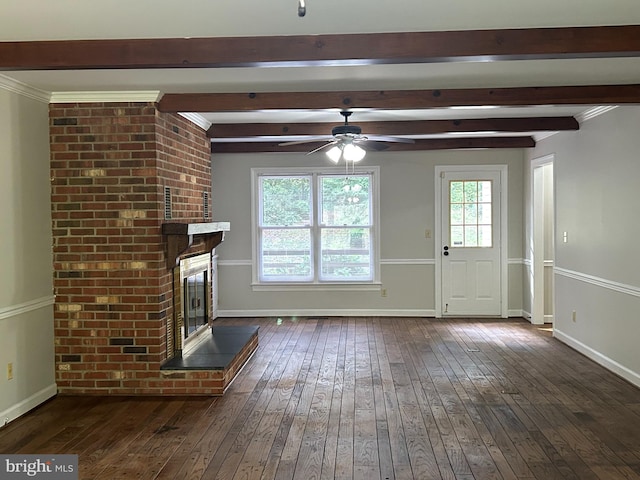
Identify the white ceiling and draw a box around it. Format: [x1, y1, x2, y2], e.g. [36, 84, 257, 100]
[3, 0, 639, 40]
[2, 0, 640, 146]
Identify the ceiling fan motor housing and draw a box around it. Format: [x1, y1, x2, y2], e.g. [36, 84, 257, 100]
[332, 124, 362, 136]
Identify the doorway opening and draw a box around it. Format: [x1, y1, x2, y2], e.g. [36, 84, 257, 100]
[532, 156, 555, 325]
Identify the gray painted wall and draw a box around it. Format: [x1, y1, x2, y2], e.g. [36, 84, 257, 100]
[0, 87, 56, 423]
[526, 106, 640, 386]
[211, 149, 525, 317]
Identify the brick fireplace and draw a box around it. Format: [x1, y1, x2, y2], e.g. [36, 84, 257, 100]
[50, 101, 254, 395]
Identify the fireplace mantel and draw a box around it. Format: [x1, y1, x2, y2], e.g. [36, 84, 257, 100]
[162, 221, 230, 268]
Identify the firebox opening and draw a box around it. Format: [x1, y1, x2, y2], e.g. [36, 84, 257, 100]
[175, 253, 213, 355]
[184, 269, 208, 339]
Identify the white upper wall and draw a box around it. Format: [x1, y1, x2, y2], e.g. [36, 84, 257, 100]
[2, 0, 640, 40]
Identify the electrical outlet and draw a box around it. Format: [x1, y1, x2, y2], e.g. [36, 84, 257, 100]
[572, 310, 577, 322]
[424, 229, 432, 239]
[381, 288, 387, 297]
[7, 363, 13, 380]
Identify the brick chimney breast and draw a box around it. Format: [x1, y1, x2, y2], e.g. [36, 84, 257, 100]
[50, 102, 217, 395]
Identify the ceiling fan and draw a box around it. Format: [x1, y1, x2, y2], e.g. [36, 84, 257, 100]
[279, 111, 415, 163]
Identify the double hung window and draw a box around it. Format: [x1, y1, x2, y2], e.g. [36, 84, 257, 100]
[253, 167, 379, 285]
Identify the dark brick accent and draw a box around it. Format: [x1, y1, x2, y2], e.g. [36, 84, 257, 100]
[53, 118, 78, 126]
[61, 355, 82, 362]
[123, 346, 148, 354]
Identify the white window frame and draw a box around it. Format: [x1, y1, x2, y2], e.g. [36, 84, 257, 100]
[251, 166, 381, 290]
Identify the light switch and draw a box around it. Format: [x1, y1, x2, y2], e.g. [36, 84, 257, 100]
[563, 232, 568, 243]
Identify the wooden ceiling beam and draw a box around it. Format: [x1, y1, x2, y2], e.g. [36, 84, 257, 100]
[160, 84, 640, 112]
[207, 117, 579, 138]
[1, 25, 639, 71]
[211, 137, 535, 154]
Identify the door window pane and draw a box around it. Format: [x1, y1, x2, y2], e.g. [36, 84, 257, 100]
[478, 203, 492, 224]
[478, 181, 492, 202]
[450, 181, 464, 203]
[464, 203, 478, 224]
[478, 225, 492, 247]
[450, 203, 464, 224]
[451, 226, 464, 247]
[450, 180, 492, 247]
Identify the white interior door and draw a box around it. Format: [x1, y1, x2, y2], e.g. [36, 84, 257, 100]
[436, 166, 506, 317]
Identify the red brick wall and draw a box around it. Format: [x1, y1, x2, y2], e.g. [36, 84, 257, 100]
[50, 102, 216, 394]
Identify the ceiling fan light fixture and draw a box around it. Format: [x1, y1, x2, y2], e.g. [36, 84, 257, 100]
[343, 143, 366, 162]
[326, 145, 342, 163]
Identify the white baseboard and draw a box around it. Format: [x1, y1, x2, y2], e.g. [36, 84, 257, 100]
[217, 309, 436, 318]
[554, 329, 640, 388]
[0, 383, 57, 426]
[219, 309, 531, 319]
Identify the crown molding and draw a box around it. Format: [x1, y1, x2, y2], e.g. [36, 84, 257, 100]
[0, 74, 50, 103]
[49, 90, 162, 103]
[178, 112, 212, 131]
[576, 105, 618, 123]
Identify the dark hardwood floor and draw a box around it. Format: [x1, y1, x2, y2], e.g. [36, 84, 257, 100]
[1, 317, 639, 479]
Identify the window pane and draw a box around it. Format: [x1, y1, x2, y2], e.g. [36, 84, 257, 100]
[464, 225, 478, 247]
[321, 176, 370, 226]
[320, 228, 371, 280]
[478, 225, 492, 247]
[255, 169, 378, 285]
[464, 203, 477, 224]
[451, 226, 464, 247]
[450, 204, 463, 225]
[450, 181, 464, 203]
[261, 176, 311, 227]
[261, 228, 312, 280]
[464, 181, 478, 203]
[478, 203, 492, 224]
[449, 179, 493, 248]
[477, 181, 492, 202]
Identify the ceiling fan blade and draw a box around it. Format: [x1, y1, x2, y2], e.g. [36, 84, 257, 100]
[306, 141, 337, 155]
[278, 136, 332, 147]
[362, 141, 390, 152]
[366, 134, 415, 144]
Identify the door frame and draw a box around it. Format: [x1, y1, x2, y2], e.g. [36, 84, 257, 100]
[434, 164, 509, 318]
[531, 154, 555, 325]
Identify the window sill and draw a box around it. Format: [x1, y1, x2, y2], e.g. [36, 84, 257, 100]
[251, 282, 382, 292]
